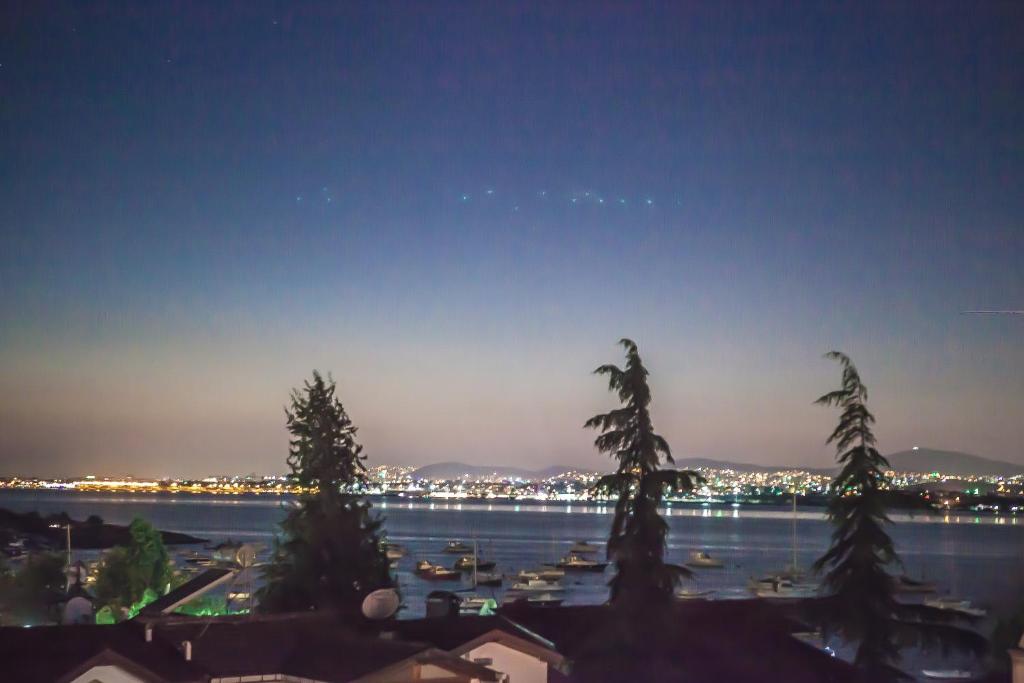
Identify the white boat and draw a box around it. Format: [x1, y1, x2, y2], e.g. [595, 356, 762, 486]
[415, 560, 461, 581]
[675, 588, 716, 600]
[685, 551, 724, 568]
[750, 576, 817, 599]
[924, 597, 986, 618]
[516, 568, 564, 582]
[442, 540, 474, 554]
[549, 554, 608, 572]
[474, 571, 503, 587]
[504, 592, 563, 608]
[459, 596, 498, 615]
[382, 542, 406, 561]
[569, 540, 600, 554]
[921, 670, 973, 680]
[454, 555, 496, 571]
[525, 593, 563, 607]
[509, 578, 565, 592]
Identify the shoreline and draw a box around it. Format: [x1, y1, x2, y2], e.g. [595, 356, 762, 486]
[0, 489, 1018, 526]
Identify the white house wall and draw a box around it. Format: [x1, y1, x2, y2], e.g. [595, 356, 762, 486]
[67, 665, 150, 683]
[462, 642, 547, 683]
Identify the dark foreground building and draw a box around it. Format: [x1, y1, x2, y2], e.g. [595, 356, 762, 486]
[0, 600, 856, 682]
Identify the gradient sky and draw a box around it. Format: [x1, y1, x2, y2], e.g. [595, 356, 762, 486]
[1, 2, 1023, 478]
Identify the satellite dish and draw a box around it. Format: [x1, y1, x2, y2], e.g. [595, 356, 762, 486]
[235, 544, 258, 568]
[63, 596, 94, 625]
[361, 588, 400, 620]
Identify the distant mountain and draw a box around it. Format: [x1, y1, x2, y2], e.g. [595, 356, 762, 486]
[885, 448, 1024, 477]
[407, 449, 1023, 481]
[410, 458, 831, 480]
[409, 462, 580, 481]
[673, 457, 834, 474]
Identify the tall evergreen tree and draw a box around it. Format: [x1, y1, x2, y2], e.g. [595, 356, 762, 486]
[813, 351, 984, 681]
[258, 371, 393, 616]
[585, 339, 701, 606]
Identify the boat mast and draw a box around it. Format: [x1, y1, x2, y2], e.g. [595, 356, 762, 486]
[791, 490, 797, 574]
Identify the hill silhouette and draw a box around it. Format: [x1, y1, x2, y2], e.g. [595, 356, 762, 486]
[409, 462, 579, 481]
[885, 447, 1023, 477]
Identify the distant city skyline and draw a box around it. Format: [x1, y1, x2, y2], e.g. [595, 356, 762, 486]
[2, 3, 1023, 477]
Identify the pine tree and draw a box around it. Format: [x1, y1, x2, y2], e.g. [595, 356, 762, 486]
[585, 339, 701, 606]
[813, 352, 984, 680]
[259, 371, 393, 615]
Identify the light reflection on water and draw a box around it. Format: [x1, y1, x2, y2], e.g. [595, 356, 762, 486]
[3, 491, 1019, 526]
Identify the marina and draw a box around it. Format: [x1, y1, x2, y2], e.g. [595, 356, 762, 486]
[2, 489, 1021, 625]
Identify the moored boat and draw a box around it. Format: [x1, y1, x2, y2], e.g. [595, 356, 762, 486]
[924, 597, 986, 617]
[474, 571, 503, 587]
[675, 588, 716, 600]
[459, 595, 498, 615]
[548, 554, 608, 572]
[504, 593, 563, 608]
[509, 578, 565, 592]
[415, 559, 461, 581]
[685, 551, 724, 568]
[569, 540, 600, 555]
[442, 540, 474, 554]
[921, 670, 973, 680]
[749, 576, 817, 599]
[516, 568, 565, 582]
[382, 542, 406, 561]
[454, 555, 496, 572]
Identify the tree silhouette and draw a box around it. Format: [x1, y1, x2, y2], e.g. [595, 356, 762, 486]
[813, 351, 984, 681]
[93, 518, 172, 619]
[259, 371, 393, 616]
[585, 339, 701, 607]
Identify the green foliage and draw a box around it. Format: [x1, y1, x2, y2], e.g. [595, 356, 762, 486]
[0, 552, 66, 625]
[585, 339, 701, 607]
[94, 605, 117, 625]
[258, 371, 393, 616]
[172, 594, 243, 617]
[812, 351, 985, 681]
[92, 517, 172, 619]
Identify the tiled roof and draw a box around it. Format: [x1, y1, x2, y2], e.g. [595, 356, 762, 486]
[0, 622, 204, 683]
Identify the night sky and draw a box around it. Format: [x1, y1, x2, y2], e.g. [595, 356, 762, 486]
[1, 2, 1022, 478]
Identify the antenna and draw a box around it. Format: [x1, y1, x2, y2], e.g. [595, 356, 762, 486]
[361, 588, 400, 620]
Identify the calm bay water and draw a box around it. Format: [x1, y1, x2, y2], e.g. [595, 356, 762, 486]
[4, 489, 1021, 677]
[3, 489, 1023, 622]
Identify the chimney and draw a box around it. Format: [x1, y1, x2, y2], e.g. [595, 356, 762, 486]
[144, 624, 152, 642]
[182, 640, 192, 661]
